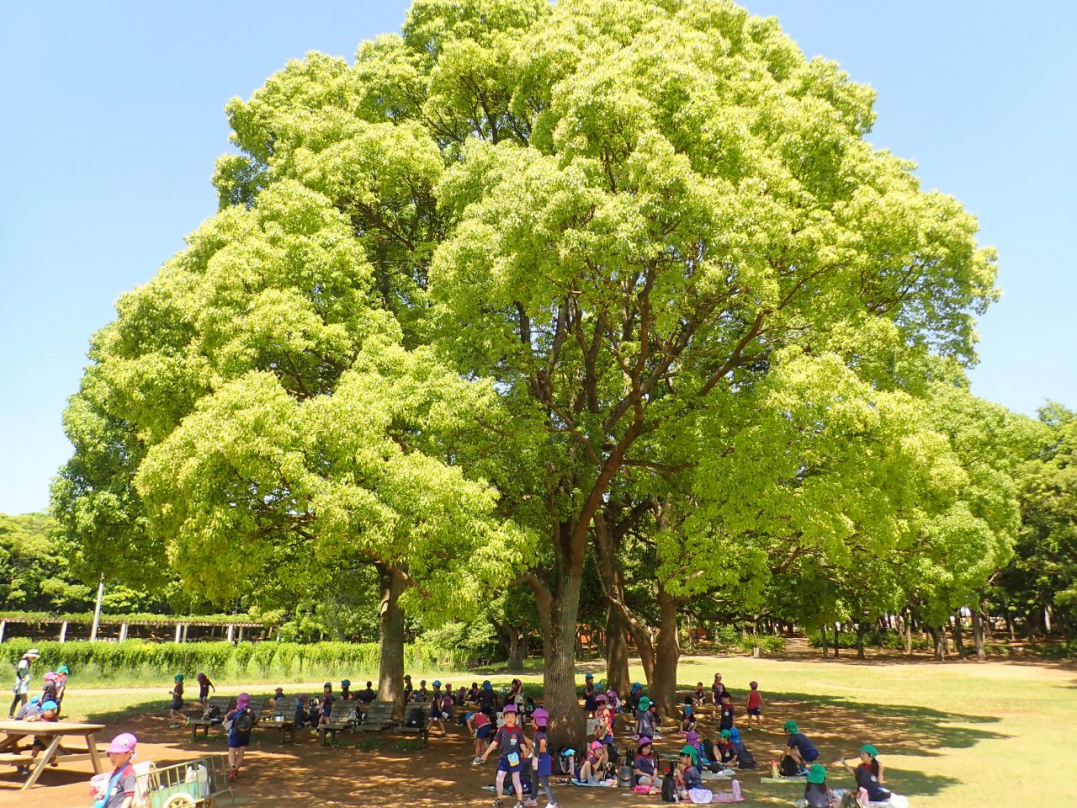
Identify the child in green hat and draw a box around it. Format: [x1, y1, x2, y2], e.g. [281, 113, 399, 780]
[800, 764, 831, 808]
[168, 673, 186, 727]
[839, 744, 892, 802]
[676, 745, 702, 799]
[635, 696, 657, 739]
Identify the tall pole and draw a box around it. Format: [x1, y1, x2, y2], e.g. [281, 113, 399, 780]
[90, 574, 105, 642]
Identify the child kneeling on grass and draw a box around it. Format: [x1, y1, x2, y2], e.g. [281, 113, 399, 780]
[481, 703, 532, 808]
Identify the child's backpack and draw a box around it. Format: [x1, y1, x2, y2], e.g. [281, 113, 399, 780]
[201, 704, 221, 721]
[839, 790, 861, 808]
[778, 756, 800, 777]
[233, 708, 254, 733]
[736, 748, 757, 770]
[617, 758, 634, 788]
[661, 767, 677, 802]
[405, 707, 424, 728]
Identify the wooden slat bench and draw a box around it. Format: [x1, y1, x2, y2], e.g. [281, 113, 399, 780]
[353, 700, 395, 733]
[319, 700, 359, 745]
[397, 701, 433, 748]
[189, 696, 234, 742]
[259, 697, 297, 745]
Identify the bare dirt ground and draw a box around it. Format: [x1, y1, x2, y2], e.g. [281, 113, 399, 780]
[0, 648, 1072, 808]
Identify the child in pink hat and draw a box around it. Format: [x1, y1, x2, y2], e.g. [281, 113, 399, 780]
[95, 733, 138, 808]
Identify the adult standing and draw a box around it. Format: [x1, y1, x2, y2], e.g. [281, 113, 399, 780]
[9, 648, 40, 717]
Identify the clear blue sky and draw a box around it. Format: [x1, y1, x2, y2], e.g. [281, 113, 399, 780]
[1, 1, 1074, 515]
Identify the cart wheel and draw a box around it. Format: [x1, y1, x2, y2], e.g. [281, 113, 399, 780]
[162, 794, 198, 808]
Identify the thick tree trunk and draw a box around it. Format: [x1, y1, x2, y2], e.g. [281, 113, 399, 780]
[904, 612, 913, 655]
[605, 605, 631, 697]
[833, 624, 840, 658]
[972, 609, 987, 661]
[651, 587, 680, 720]
[820, 624, 829, 658]
[507, 626, 524, 671]
[951, 615, 966, 657]
[928, 625, 945, 661]
[532, 558, 587, 749]
[856, 622, 866, 660]
[375, 564, 407, 720]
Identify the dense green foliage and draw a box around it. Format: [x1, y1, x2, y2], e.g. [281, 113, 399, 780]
[49, 0, 1077, 741]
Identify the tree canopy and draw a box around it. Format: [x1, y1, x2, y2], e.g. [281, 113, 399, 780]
[55, 0, 1019, 741]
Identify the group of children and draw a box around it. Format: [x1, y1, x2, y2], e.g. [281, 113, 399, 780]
[7, 649, 71, 777]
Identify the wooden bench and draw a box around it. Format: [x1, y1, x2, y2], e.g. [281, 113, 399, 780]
[353, 700, 395, 733]
[258, 697, 297, 744]
[189, 696, 233, 742]
[397, 701, 433, 748]
[319, 700, 359, 745]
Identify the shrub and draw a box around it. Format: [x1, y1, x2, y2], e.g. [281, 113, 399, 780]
[0, 638, 472, 685]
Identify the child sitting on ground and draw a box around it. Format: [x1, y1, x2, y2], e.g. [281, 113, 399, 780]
[635, 696, 656, 739]
[469, 682, 481, 703]
[693, 682, 707, 706]
[676, 745, 703, 800]
[577, 740, 606, 784]
[797, 764, 834, 808]
[633, 737, 658, 786]
[680, 704, 698, 735]
[168, 674, 185, 728]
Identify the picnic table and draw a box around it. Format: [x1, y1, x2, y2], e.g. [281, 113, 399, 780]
[0, 720, 105, 789]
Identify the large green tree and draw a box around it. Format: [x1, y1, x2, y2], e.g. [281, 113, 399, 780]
[57, 0, 997, 742]
[426, 0, 994, 732]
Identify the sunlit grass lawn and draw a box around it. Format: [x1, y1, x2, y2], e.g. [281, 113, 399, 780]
[59, 653, 1077, 808]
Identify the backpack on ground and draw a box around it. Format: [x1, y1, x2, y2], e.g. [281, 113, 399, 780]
[736, 748, 757, 770]
[839, 790, 861, 808]
[779, 756, 801, 777]
[202, 704, 221, 721]
[661, 767, 677, 802]
[406, 707, 424, 728]
[233, 708, 254, 733]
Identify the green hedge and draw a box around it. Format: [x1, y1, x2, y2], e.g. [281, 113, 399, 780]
[0, 639, 472, 684]
[0, 611, 266, 626]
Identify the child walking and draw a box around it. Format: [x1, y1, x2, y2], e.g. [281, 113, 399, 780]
[481, 703, 531, 808]
[225, 693, 255, 781]
[168, 674, 185, 727]
[745, 680, 764, 731]
[531, 708, 558, 808]
[196, 672, 215, 706]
